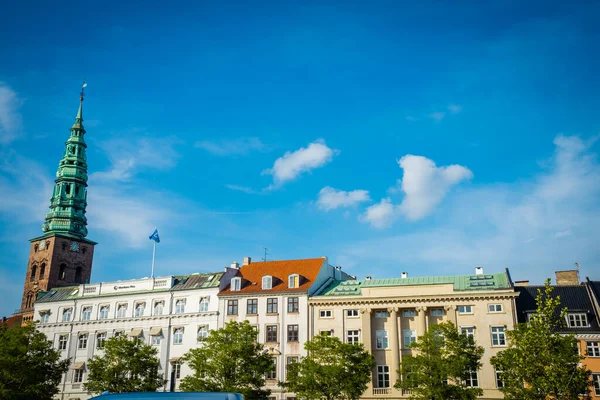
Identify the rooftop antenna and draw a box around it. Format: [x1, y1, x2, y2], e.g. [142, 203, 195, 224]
[262, 247, 268, 262]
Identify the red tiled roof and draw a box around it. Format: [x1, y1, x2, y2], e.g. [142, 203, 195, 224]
[219, 257, 327, 295]
[0, 315, 22, 328]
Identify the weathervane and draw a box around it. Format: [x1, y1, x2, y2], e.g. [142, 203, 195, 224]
[80, 79, 87, 101]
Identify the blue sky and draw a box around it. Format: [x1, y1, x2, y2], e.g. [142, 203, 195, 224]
[1, 0, 599, 317]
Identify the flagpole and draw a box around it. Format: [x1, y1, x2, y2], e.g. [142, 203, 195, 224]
[151, 240, 156, 278]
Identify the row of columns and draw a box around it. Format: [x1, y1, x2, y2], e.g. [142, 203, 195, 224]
[360, 305, 458, 386]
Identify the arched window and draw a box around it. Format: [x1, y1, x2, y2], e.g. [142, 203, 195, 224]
[262, 275, 273, 290]
[30, 265, 37, 282]
[39, 263, 46, 280]
[59, 264, 67, 280]
[34, 244, 39, 252]
[175, 300, 185, 314]
[75, 266, 82, 283]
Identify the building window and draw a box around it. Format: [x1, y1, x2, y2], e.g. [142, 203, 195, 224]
[231, 277, 241, 291]
[320, 330, 333, 336]
[58, 334, 68, 350]
[403, 329, 416, 348]
[227, 300, 238, 315]
[153, 301, 163, 316]
[62, 308, 72, 322]
[97, 332, 106, 349]
[347, 329, 360, 344]
[461, 327, 475, 339]
[495, 369, 504, 388]
[173, 328, 183, 345]
[287, 325, 299, 342]
[587, 341, 600, 357]
[99, 306, 109, 320]
[247, 299, 258, 314]
[430, 308, 444, 316]
[267, 298, 278, 314]
[402, 310, 416, 317]
[73, 368, 84, 383]
[262, 276, 273, 290]
[288, 274, 299, 288]
[199, 297, 209, 312]
[288, 297, 299, 313]
[376, 330, 389, 349]
[377, 365, 390, 388]
[266, 358, 277, 380]
[175, 300, 185, 314]
[346, 309, 359, 317]
[151, 334, 161, 345]
[593, 374, 600, 396]
[488, 304, 503, 313]
[82, 306, 92, 321]
[39, 263, 46, 280]
[40, 312, 50, 323]
[59, 263, 67, 280]
[457, 305, 473, 314]
[116, 304, 127, 318]
[30, 265, 37, 281]
[319, 310, 332, 318]
[266, 325, 278, 343]
[491, 326, 506, 346]
[567, 313, 588, 328]
[135, 303, 145, 317]
[75, 266, 83, 283]
[286, 356, 299, 371]
[114, 330, 124, 338]
[464, 370, 479, 387]
[375, 310, 389, 318]
[78, 333, 88, 350]
[197, 326, 209, 342]
[172, 362, 182, 379]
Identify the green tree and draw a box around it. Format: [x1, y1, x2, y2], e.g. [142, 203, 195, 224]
[395, 322, 484, 400]
[180, 320, 273, 400]
[491, 279, 591, 399]
[84, 335, 164, 395]
[279, 333, 374, 400]
[0, 323, 69, 400]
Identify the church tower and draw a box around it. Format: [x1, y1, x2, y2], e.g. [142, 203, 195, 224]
[19, 84, 97, 323]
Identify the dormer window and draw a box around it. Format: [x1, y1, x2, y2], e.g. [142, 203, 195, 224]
[288, 274, 300, 289]
[567, 313, 588, 328]
[262, 275, 273, 290]
[231, 277, 242, 291]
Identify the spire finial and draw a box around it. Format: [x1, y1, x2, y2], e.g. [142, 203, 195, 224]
[80, 79, 87, 102]
[75, 80, 87, 123]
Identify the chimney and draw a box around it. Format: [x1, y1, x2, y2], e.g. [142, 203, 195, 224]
[555, 270, 579, 286]
[243, 257, 251, 266]
[401, 272, 408, 279]
[514, 280, 529, 286]
[475, 266, 483, 275]
[231, 261, 239, 269]
[366, 276, 372, 281]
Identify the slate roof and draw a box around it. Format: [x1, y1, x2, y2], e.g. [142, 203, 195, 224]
[219, 258, 326, 295]
[317, 272, 511, 297]
[514, 284, 600, 334]
[36, 272, 223, 303]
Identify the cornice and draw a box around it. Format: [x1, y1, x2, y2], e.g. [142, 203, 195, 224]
[308, 291, 519, 306]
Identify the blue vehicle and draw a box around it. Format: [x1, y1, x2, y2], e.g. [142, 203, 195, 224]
[90, 393, 244, 400]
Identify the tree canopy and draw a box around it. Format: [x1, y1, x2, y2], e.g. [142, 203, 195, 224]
[491, 279, 591, 400]
[180, 320, 273, 400]
[0, 323, 69, 400]
[395, 321, 484, 400]
[279, 333, 374, 400]
[84, 335, 164, 395]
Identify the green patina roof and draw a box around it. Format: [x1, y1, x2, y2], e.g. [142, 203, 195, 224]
[41, 86, 90, 239]
[36, 272, 223, 303]
[317, 272, 510, 297]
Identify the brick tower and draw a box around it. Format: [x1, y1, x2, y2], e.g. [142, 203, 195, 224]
[19, 83, 97, 323]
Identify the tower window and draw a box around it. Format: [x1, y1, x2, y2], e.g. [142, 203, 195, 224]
[39, 263, 46, 280]
[75, 185, 79, 195]
[75, 267, 82, 283]
[30, 265, 37, 282]
[62, 243, 67, 251]
[65, 185, 71, 195]
[59, 264, 67, 280]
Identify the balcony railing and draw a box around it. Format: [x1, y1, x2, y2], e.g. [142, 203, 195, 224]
[372, 388, 391, 395]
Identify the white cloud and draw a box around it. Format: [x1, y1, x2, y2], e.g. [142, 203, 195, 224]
[429, 112, 446, 121]
[316, 186, 370, 211]
[91, 136, 180, 182]
[344, 135, 600, 281]
[0, 83, 23, 145]
[263, 139, 338, 188]
[225, 184, 260, 194]
[361, 198, 397, 228]
[397, 155, 473, 221]
[448, 104, 463, 114]
[195, 137, 267, 156]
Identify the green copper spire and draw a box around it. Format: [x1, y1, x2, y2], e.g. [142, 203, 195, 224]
[41, 83, 89, 238]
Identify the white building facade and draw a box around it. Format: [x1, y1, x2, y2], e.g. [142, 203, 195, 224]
[34, 272, 232, 400]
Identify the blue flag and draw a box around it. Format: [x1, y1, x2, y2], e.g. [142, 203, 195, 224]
[149, 228, 160, 243]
